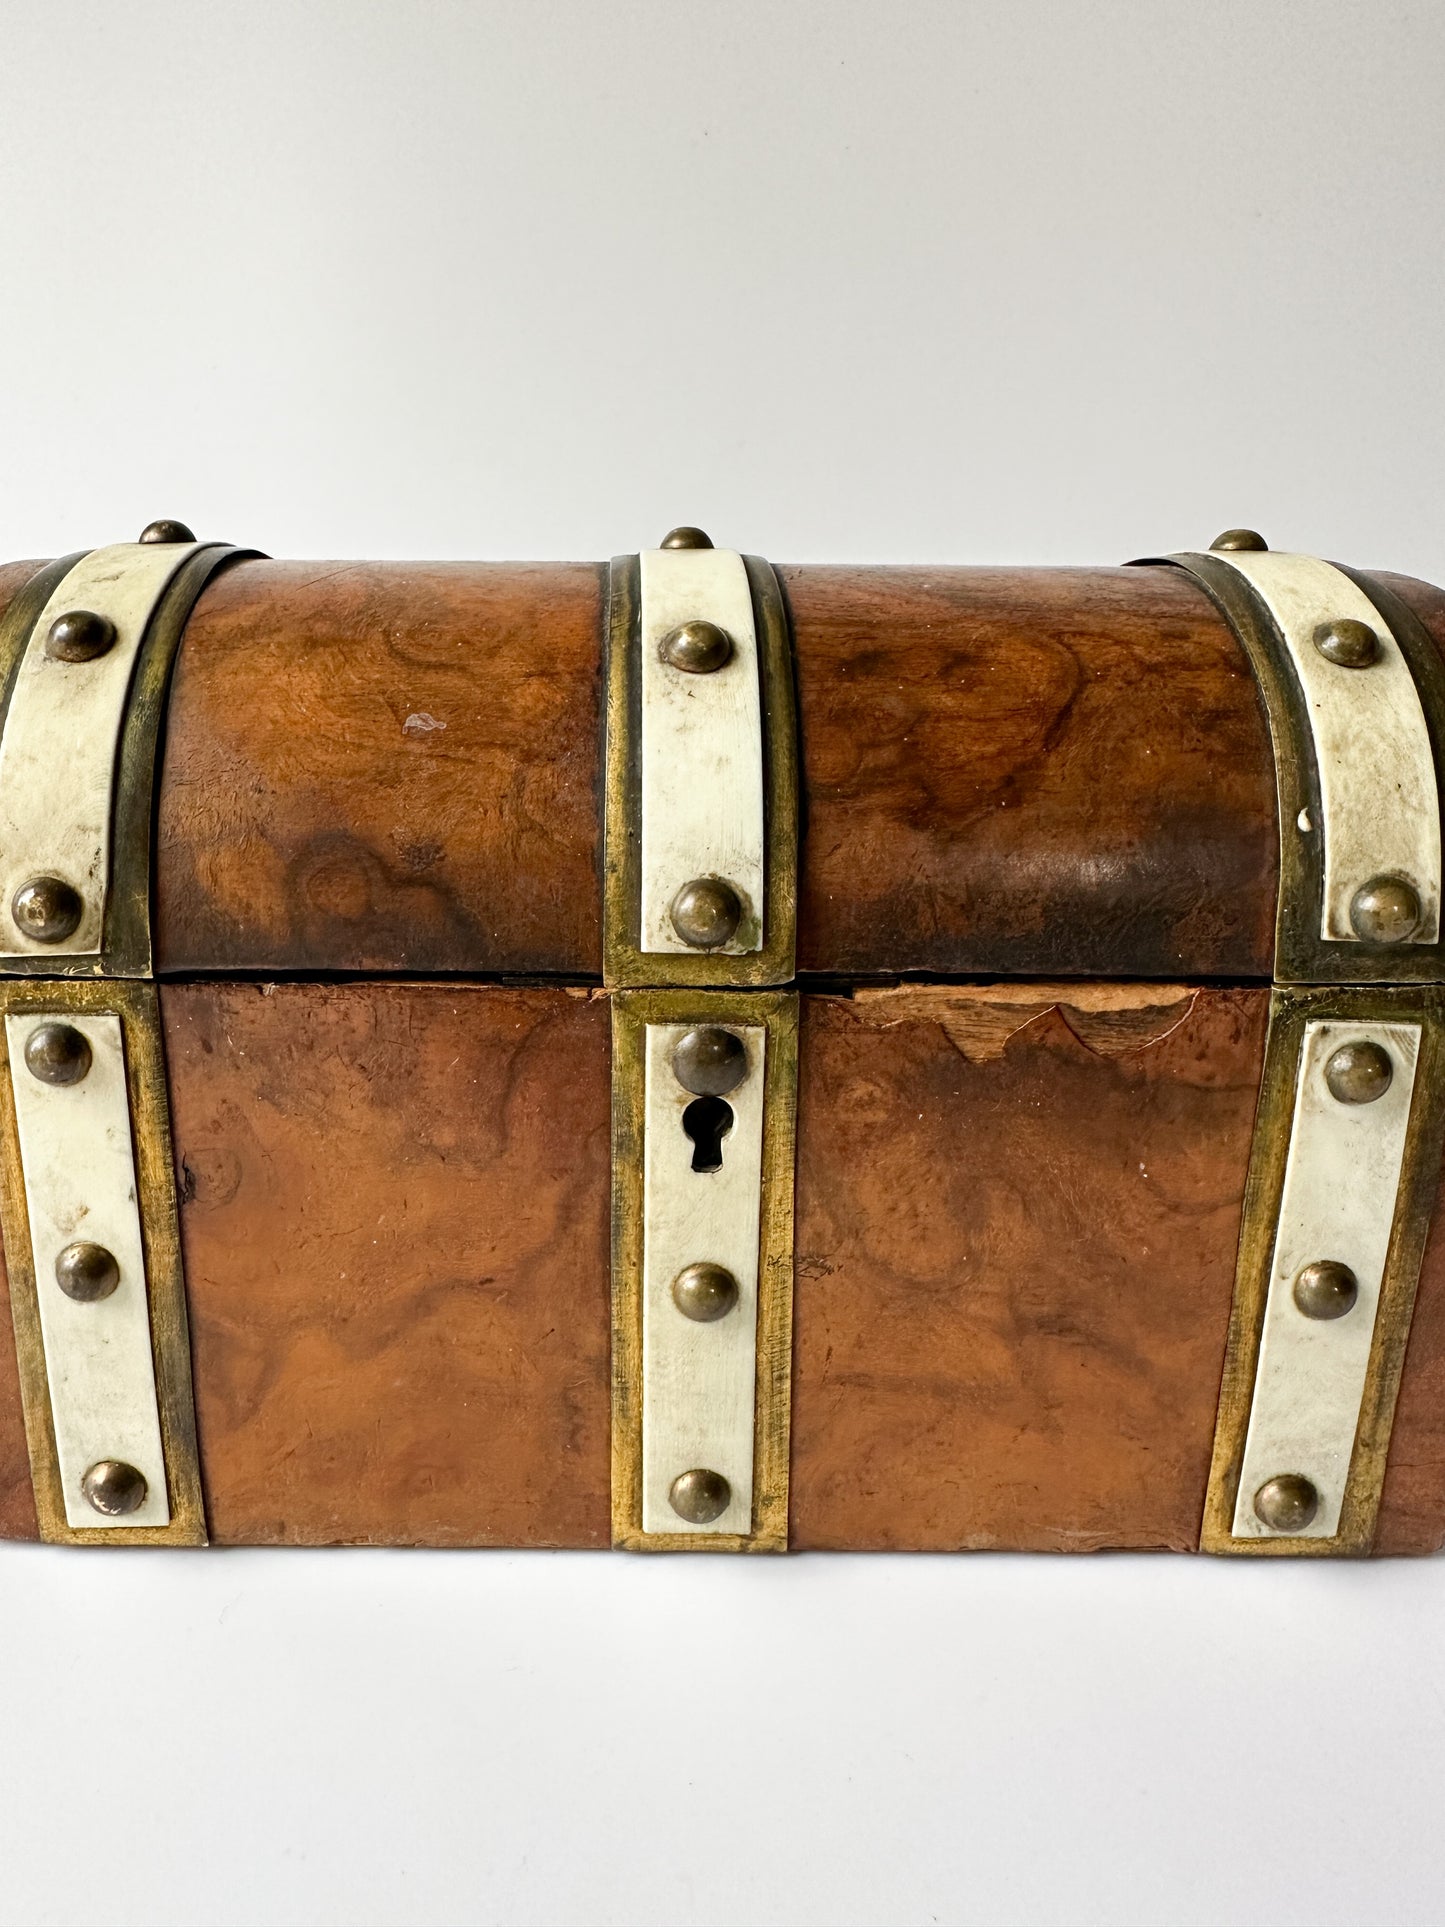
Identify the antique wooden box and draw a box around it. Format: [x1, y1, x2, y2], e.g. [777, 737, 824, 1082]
[1, 519, 1443, 1556]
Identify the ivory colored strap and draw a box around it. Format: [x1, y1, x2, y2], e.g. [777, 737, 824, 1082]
[0, 542, 203, 958]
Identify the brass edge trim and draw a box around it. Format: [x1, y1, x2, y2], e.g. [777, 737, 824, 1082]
[0, 544, 258, 981]
[1143, 553, 1445, 986]
[0, 978, 206, 1544]
[1201, 984, 1445, 1556]
[610, 987, 797, 1551]
[602, 555, 798, 989]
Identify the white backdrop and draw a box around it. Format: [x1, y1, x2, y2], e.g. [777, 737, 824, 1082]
[2, 5, 1444, 1924]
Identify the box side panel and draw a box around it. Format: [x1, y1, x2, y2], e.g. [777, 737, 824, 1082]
[790, 985, 1269, 1551]
[162, 981, 612, 1547]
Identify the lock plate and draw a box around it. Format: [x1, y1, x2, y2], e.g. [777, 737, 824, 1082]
[610, 989, 796, 1550]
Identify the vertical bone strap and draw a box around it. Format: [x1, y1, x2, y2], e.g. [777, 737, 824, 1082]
[611, 990, 796, 1551]
[0, 982, 205, 1544]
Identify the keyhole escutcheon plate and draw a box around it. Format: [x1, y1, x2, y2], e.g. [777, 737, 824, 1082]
[609, 989, 798, 1551]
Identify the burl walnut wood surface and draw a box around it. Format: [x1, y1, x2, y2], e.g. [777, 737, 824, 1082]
[140, 557, 1280, 978]
[784, 564, 1280, 980]
[790, 985, 1271, 1551]
[155, 560, 608, 977]
[162, 981, 612, 1546]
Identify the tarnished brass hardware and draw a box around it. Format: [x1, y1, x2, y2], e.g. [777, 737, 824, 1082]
[1313, 616, 1380, 668]
[137, 518, 196, 545]
[81, 1459, 148, 1517]
[659, 618, 733, 674]
[1325, 1039, 1393, 1104]
[669, 1468, 731, 1523]
[670, 875, 744, 950]
[23, 1021, 91, 1086]
[12, 877, 84, 945]
[671, 1262, 740, 1323]
[55, 1241, 121, 1304]
[672, 1025, 748, 1096]
[660, 526, 713, 550]
[1210, 528, 1269, 551]
[1253, 1474, 1319, 1533]
[1293, 1260, 1359, 1321]
[1350, 875, 1422, 946]
[44, 610, 116, 662]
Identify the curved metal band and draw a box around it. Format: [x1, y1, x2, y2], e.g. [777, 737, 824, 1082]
[0, 542, 253, 978]
[603, 549, 798, 989]
[1143, 550, 1445, 985]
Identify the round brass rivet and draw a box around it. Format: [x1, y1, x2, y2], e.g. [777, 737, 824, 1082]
[671, 1261, 741, 1323]
[55, 1241, 121, 1304]
[669, 1467, 731, 1523]
[670, 875, 743, 950]
[81, 1459, 148, 1517]
[1253, 1473, 1319, 1533]
[1209, 528, 1268, 552]
[44, 609, 117, 663]
[1349, 875, 1422, 946]
[11, 875, 84, 945]
[660, 526, 713, 551]
[659, 619, 733, 674]
[23, 1021, 92, 1087]
[138, 518, 196, 545]
[1293, 1260, 1359, 1321]
[1324, 1039, 1393, 1105]
[672, 1026, 748, 1097]
[1313, 617, 1380, 669]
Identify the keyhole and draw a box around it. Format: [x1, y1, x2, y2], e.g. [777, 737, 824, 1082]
[682, 1095, 734, 1173]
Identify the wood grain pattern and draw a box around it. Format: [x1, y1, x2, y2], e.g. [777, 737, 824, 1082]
[155, 560, 608, 977]
[785, 564, 1279, 980]
[0, 1243, 37, 1539]
[141, 558, 1277, 980]
[790, 985, 1271, 1551]
[162, 981, 612, 1546]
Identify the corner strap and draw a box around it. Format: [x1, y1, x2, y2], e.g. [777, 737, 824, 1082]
[0, 531, 258, 1544]
[603, 530, 800, 1551]
[1137, 541, 1445, 1553]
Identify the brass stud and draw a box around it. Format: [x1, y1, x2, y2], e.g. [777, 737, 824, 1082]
[659, 619, 733, 675]
[672, 1026, 748, 1097]
[1209, 529, 1268, 552]
[670, 875, 743, 950]
[1253, 1473, 1319, 1533]
[81, 1459, 148, 1517]
[11, 876, 84, 945]
[55, 1241, 121, 1304]
[668, 1467, 731, 1523]
[23, 1021, 92, 1087]
[671, 1261, 740, 1323]
[1324, 1039, 1393, 1105]
[1292, 1259, 1359, 1321]
[660, 526, 713, 550]
[1313, 617, 1380, 669]
[44, 609, 117, 663]
[1349, 875, 1422, 946]
[138, 518, 196, 545]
